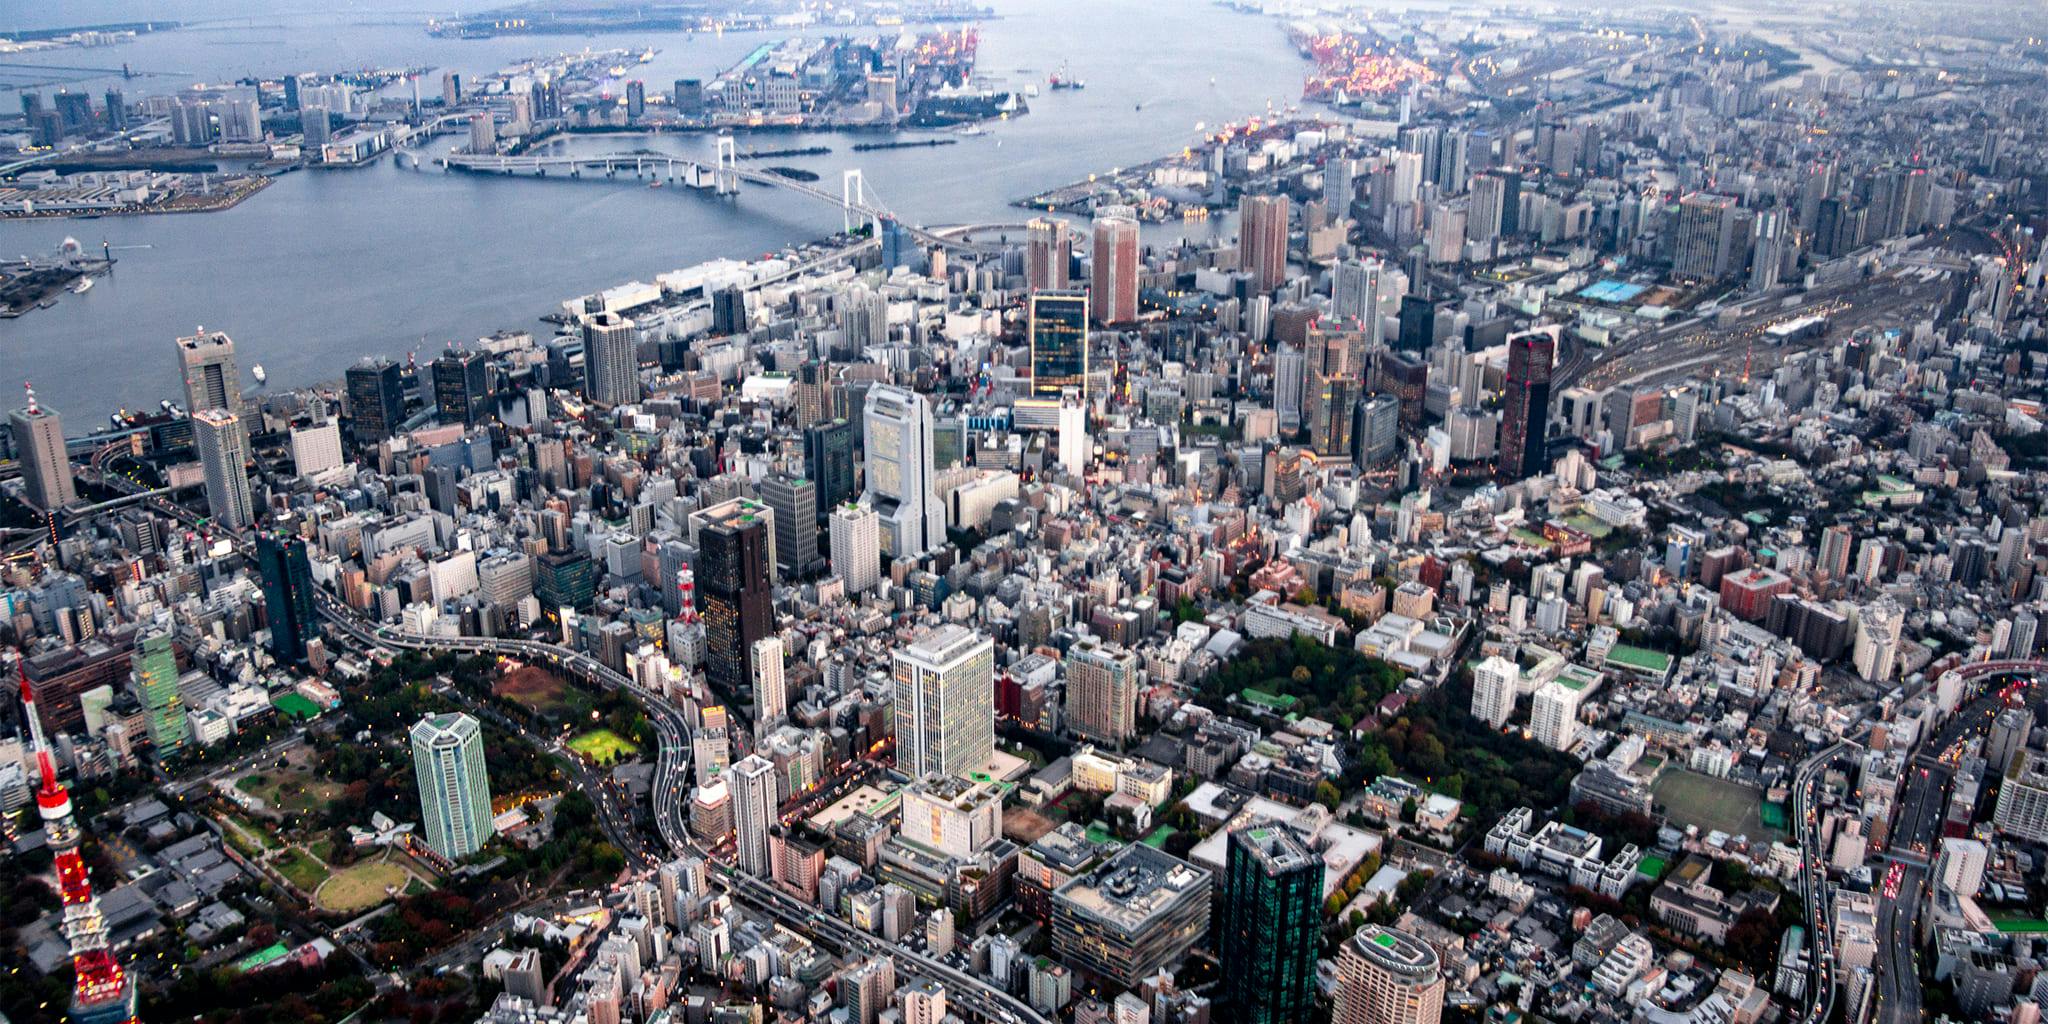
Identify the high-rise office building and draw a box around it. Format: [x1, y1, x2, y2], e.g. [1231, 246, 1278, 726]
[1497, 331, 1555, 483]
[862, 385, 947, 559]
[1331, 257, 1382, 338]
[1025, 217, 1073, 291]
[829, 503, 881, 595]
[192, 408, 255, 529]
[757, 475, 818, 575]
[346, 357, 406, 441]
[753, 635, 787, 725]
[131, 628, 188, 756]
[1029, 291, 1090, 401]
[10, 385, 75, 511]
[1471, 655, 1519, 730]
[1091, 205, 1140, 325]
[1064, 638, 1140, 747]
[730, 754, 777, 875]
[1336, 927, 1444, 1024]
[411, 712, 492, 860]
[1309, 372, 1358, 462]
[1220, 826, 1322, 1024]
[177, 329, 242, 415]
[697, 500, 773, 701]
[1675, 192, 1740, 280]
[1239, 193, 1289, 293]
[1396, 295, 1436, 352]
[581, 310, 641, 407]
[1353, 393, 1401, 467]
[432, 346, 490, 425]
[893, 624, 994, 779]
[257, 531, 318, 664]
[805, 419, 857, 512]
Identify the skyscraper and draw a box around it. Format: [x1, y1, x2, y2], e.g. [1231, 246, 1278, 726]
[1220, 826, 1322, 1024]
[176, 328, 241, 415]
[757, 474, 818, 575]
[346, 357, 406, 442]
[1336, 927, 1444, 1024]
[829, 503, 881, 595]
[10, 384, 75, 511]
[432, 346, 490, 425]
[1029, 291, 1090, 401]
[1497, 330, 1555, 483]
[1239, 193, 1289, 293]
[1471, 655, 1519, 730]
[131, 628, 188, 756]
[697, 500, 773, 701]
[805, 418, 857, 512]
[1331, 257, 1382, 338]
[753, 635, 787, 725]
[1064, 638, 1140, 747]
[862, 385, 947, 559]
[1091, 205, 1140, 325]
[1396, 295, 1436, 352]
[1025, 217, 1072, 291]
[411, 712, 492, 860]
[1674, 192, 1739, 280]
[730, 753, 777, 876]
[192, 408, 255, 529]
[581, 310, 641, 407]
[893, 624, 994, 779]
[257, 531, 318, 664]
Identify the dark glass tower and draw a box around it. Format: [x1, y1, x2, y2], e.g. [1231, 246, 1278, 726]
[1029, 290, 1090, 400]
[698, 504, 773, 701]
[345, 358, 406, 442]
[257, 532, 318, 664]
[1219, 825, 1322, 1024]
[432, 347, 490, 426]
[1498, 330, 1555, 483]
[805, 418, 857, 514]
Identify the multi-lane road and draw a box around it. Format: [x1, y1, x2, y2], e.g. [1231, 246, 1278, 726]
[1792, 738, 1857, 1024]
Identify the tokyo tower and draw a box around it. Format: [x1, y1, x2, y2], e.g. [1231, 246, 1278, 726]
[17, 657, 139, 1024]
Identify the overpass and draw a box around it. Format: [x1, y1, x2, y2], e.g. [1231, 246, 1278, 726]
[437, 142, 1002, 254]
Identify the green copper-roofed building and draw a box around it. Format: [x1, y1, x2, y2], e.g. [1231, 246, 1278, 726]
[1220, 825, 1322, 1024]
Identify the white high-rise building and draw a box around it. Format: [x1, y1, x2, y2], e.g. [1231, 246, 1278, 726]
[411, 712, 492, 860]
[729, 754, 777, 876]
[893, 624, 995, 780]
[1853, 599, 1903, 683]
[1471, 655, 1519, 730]
[1337, 926, 1444, 1024]
[861, 385, 947, 558]
[1057, 395, 1089, 476]
[902, 980, 948, 1024]
[192, 408, 255, 529]
[753, 635, 787, 725]
[829, 503, 881, 595]
[898, 775, 1003, 858]
[1529, 678, 1589, 751]
[581, 310, 641, 407]
[1937, 837, 1988, 898]
[289, 421, 344, 477]
[1331, 258, 1382, 341]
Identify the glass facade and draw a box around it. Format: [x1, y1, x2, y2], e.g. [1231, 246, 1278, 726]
[1029, 291, 1090, 400]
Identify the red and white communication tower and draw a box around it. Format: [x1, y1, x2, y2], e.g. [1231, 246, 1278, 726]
[17, 656, 140, 1024]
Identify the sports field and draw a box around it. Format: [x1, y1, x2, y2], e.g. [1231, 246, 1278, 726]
[568, 728, 639, 763]
[314, 858, 413, 914]
[1652, 769, 1782, 842]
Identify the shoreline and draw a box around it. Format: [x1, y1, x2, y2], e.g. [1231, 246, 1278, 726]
[0, 175, 273, 221]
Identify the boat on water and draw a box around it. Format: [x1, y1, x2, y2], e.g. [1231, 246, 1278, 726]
[955, 124, 986, 136]
[71, 277, 93, 294]
[1049, 61, 1086, 90]
[251, 365, 267, 385]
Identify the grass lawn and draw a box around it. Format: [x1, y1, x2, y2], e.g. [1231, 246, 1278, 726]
[309, 837, 336, 864]
[567, 728, 640, 764]
[234, 768, 348, 815]
[274, 847, 330, 893]
[220, 815, 274, 854]
[1653, 769, 1782, 842]
[315, 858, 412, 914]
[1992, 916, 2048, 933]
